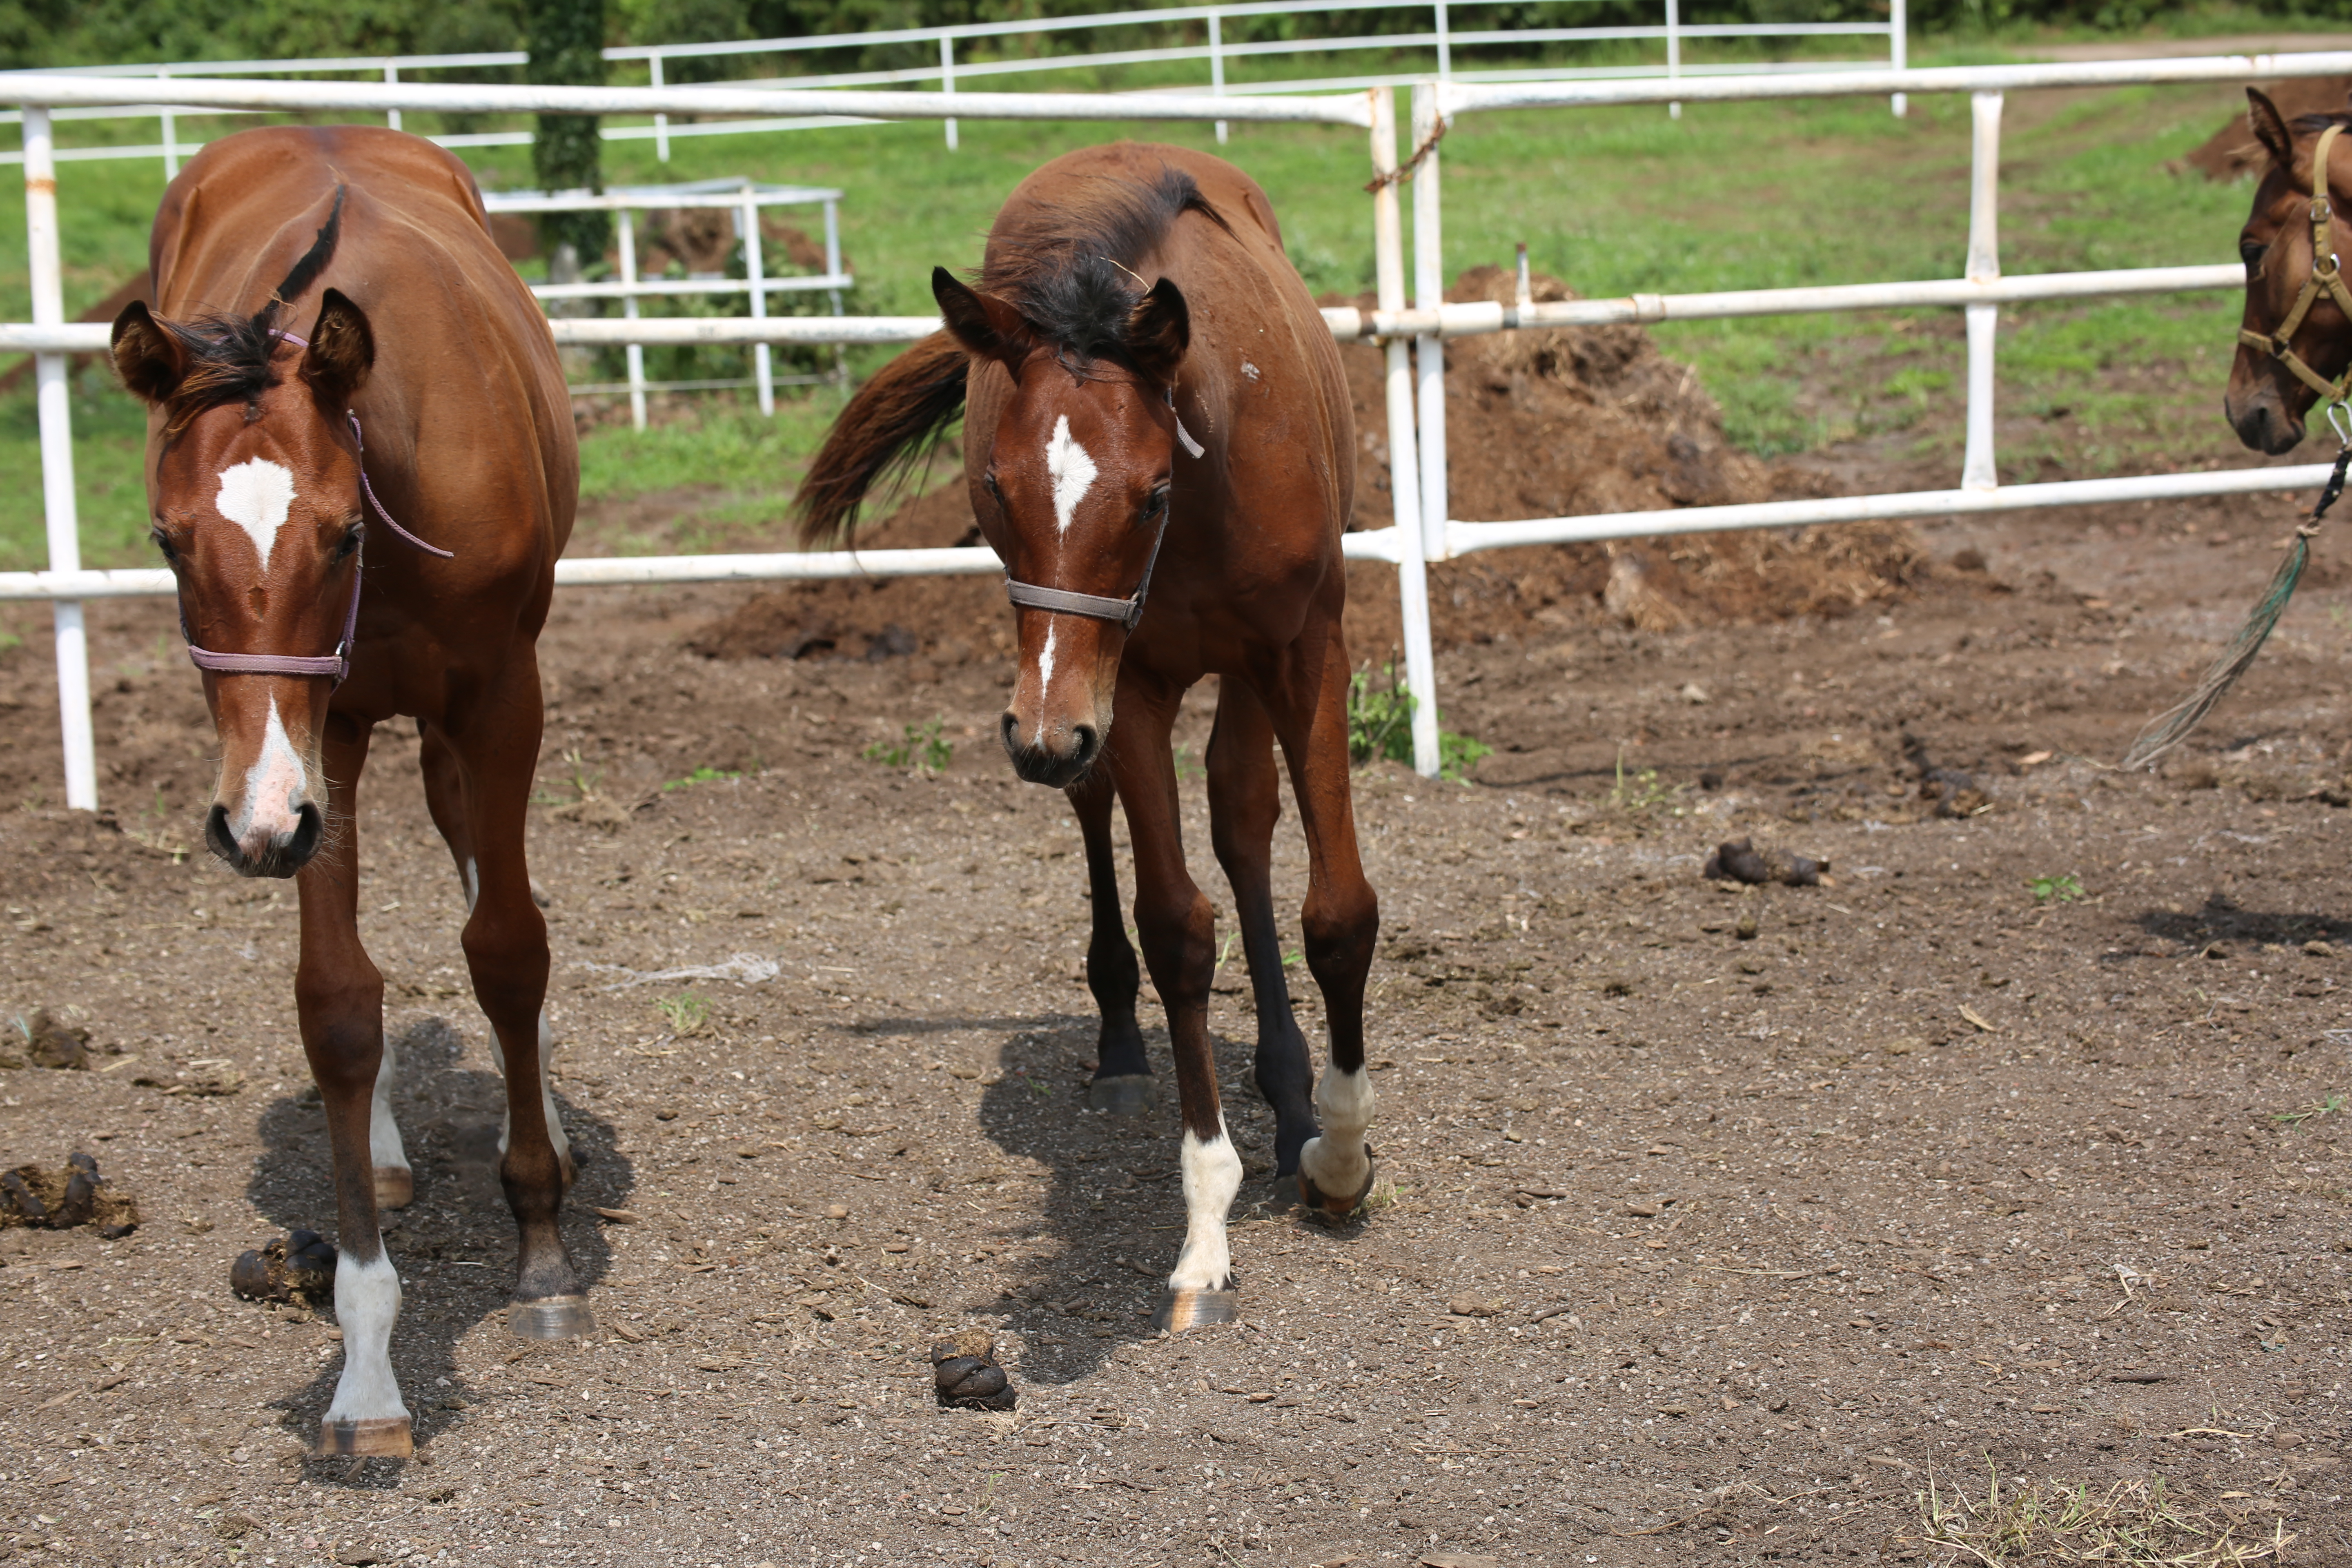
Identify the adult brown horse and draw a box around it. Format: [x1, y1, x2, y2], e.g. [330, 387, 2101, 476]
[797, 143, 1380, 1329]
[111, 125, 583, 1455]
[2230, 89, 2352, 450]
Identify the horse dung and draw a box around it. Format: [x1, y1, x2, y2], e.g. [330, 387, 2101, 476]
[230, 1229, 339, 1303]
[1703, 837, 1829, 888]
[932, 1329, 1017, 1410]
[1, 1152, 138, 1237]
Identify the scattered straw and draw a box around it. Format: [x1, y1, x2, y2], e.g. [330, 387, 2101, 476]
[1909, 1465, 2292, 1565]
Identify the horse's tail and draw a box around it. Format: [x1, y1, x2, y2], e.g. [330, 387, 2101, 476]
[793, 330, 969, 546]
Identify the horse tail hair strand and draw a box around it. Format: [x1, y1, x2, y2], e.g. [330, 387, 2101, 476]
[2118, 533, 2311, 771]
[793, 331, 969, 547]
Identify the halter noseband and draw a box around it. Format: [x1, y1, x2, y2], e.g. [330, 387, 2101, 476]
[2241, 121, 2352, 405]
[999, 382, 1200, 634]
[180, 330, 452, 688]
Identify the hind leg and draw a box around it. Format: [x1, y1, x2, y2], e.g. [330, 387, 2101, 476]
[421, 723, 571, 1189]
[1254, 625, 1381, 1216]
[1069, 767, 1155, 1114]
[296, 715, 412, 1455]
[1206, 678, 1317, 1184]
[428, 662, 588, 1338]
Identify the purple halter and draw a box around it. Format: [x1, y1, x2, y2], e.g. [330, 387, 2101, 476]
[180, 331, 452, 687]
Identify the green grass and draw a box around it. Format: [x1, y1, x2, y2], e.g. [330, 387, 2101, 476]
[0, 31, 2283, 570]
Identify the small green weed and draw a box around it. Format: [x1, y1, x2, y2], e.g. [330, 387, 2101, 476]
[1607, 746, 1684, 815]
[2027, 872, 2085, 904]
[663, 765, 741, 792]
[865, 718, 953, 775]
[1345, 662, 1490, 782]
[2274, 1093, 2348, 1127]
[655, 991, 710, 1036]
[536, 747, 606, 806]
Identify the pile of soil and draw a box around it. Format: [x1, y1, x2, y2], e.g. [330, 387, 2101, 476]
[690, 266, 1924, 668]
[2181, 75, 2352, 181]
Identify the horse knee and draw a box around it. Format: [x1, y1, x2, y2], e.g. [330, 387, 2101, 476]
[1301, 884, 1377, 977]
[1136, 889, 1216, 997]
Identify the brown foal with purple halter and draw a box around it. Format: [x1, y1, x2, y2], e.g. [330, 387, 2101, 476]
[800, 144, 1381, 1331]
[112, 124, 582, 1456]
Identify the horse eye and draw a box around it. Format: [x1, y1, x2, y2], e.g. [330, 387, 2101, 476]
[334, 523, 364, 561]
[149, 527, 177, 563]
[1141, 486, 1169, 521]
[2242, 238, 2269, 270]
[983, 471, 1002, 501]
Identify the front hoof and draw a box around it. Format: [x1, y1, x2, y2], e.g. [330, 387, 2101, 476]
[317, 1416, 412, 1458]
[1152, 1287, 1240, 1333]
[1297, 1143, 1376, 1218]
[373, 1167, 414, 1210]
[1086, 1074, 1158, 1116]
[508, 1294, 595, 1339]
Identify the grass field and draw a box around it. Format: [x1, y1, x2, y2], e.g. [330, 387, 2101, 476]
[0, 31, 2282, 570]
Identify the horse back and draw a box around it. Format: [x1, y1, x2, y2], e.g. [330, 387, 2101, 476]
[149, 126, 577, 577]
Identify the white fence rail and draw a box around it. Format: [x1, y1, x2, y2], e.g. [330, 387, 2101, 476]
[6, 50, 2347, 806]
[0, 0, 1904, 172]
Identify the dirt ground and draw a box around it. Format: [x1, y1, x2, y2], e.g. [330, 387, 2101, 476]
[11, 329, 2352, 1567]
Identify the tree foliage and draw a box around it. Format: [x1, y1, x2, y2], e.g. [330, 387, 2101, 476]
[529, 0, 607, 257]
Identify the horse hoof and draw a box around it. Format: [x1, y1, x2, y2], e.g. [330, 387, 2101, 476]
[316, 1417, 412, 1458]
[1086, 1074, 1158, 1116]
[373, 1167, 413, 1210]
[508, 1294, 595, 1339]
[1152, 1287, 1240, 1333]
[1298, 1145, 1376, 1218]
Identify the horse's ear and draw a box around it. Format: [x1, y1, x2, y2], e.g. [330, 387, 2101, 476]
[111, 300, 186, 406]
[1125, 277, 1191, 386]
[933, 267, 1036, 372]
[2249, 88, 2296, 173]
[300, 288, 374, 408]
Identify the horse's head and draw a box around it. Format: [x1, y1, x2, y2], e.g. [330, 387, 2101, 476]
[2228, 89, 2352, 454]
[934, 263, 1193, 788]
[112, 289, 377, 877]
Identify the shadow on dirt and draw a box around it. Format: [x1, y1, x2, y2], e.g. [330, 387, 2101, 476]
[2132, 892, 2352, 949]
[239, 1014, 634, 1481]
[856, 1006, 1295, 1387]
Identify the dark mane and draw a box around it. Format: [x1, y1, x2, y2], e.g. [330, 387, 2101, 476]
[156, 186, 345, 435]
[2293, 110, 2352, 134]
[979, 166, 1229, 365]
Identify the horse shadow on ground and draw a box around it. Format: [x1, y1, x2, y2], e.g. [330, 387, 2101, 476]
[2129, 892, 2352, 951]
[853, 1007, 1308, 1387]
[241, 1014, 633, 1486]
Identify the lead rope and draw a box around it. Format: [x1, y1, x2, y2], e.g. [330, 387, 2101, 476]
[2120, 400, 2351, 769]
[181, 328, 452, 686]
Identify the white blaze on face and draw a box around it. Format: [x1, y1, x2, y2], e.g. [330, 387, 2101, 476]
[214, 458, 298, 572]
[1045, 414, 1096, 537]
[1037, 621, 1058, 693]
[1169, 1122, 1243, 1293]
[236, 695, 310, 837]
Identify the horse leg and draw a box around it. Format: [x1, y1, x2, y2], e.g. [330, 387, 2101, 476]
[1069, 766, 1154, 1114]
[439, 664, 588, 1338]
[419, 722, 572, 1189]
[1205, 678, 1317, 1185]
[1109, 679, 1239, 1331]
[1257, 630, 1382, 1216]
[296, 714, 412, 1457]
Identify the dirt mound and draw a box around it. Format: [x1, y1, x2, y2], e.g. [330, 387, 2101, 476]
[690, 265, 1924, 667]
[2182, 76, 2352, 181]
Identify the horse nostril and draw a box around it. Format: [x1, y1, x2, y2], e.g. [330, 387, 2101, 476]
[287, 802, 324, 865]
[999, 711, 1025, 756]
[1070, 724, 1099, 768]
[205, 804, 236, 866]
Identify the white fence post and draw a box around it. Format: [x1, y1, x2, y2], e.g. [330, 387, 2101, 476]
[1372, 87, 1439, 780]
[650, 53, 669, 163]
[1665, 0, 1681, 120]
[24, 107, 97, 813]
[385, 64, 402, 132]
[823, 195, 846, 388]
[617, 206, 646, 430]
[158, 70, 178, 179]
[941, 37, 959, 151]
[740, 187, 774, 415]
[1209, 12, 1227, 145]
[1961, 90, 2002, 492]
[1890, 0, 1908, 118]
[1412, 82, 1449, 570]
[1435, 1, 1452, 81]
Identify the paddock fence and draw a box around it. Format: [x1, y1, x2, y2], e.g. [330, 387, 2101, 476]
[0, 0, 1908, 175]
[3, 51, 2348, 805]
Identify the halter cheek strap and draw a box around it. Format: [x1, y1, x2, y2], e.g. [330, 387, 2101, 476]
[181, 330, 452, 688]
[2241, 122, 2352, 404]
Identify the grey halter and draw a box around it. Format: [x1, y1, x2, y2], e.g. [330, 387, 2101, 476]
[1000, 385, 1199, 634]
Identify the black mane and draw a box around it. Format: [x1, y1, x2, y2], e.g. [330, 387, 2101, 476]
[157, 185, 344, 432]
[979, 166, 1227, 362]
